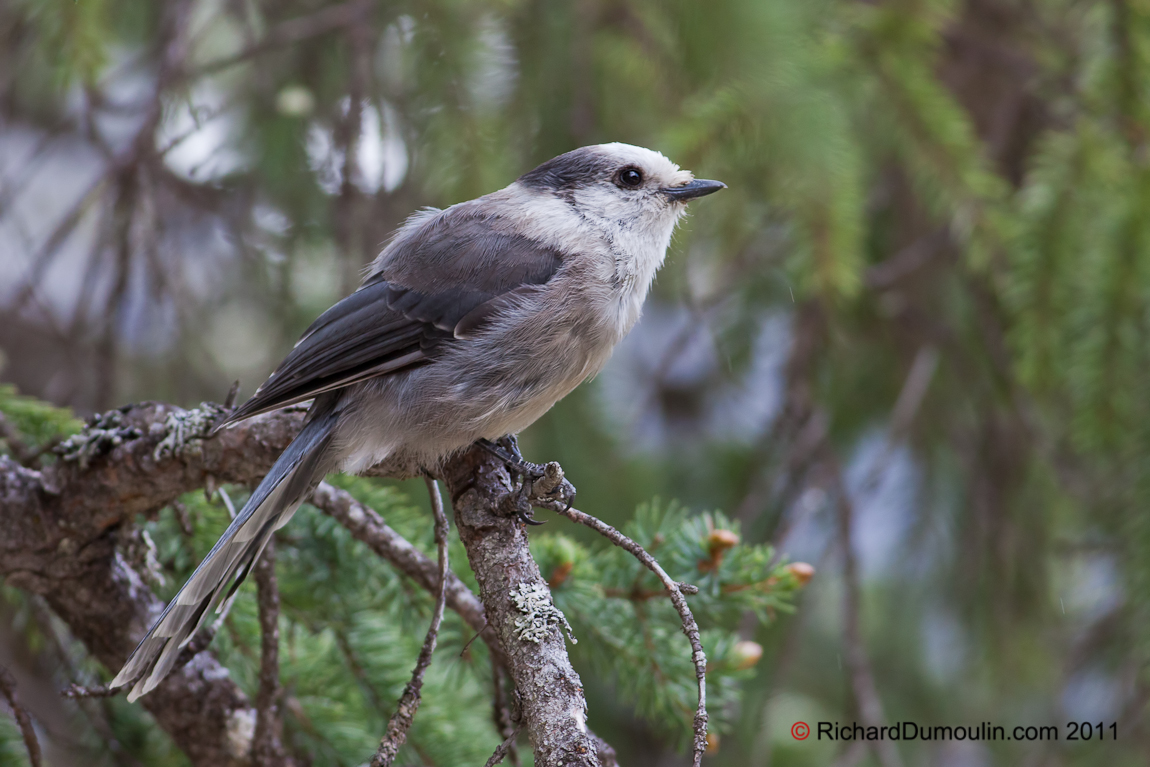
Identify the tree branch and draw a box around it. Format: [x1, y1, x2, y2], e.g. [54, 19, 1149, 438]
[0, 402, 614, 765]
[537, 498, 708, 767]
[309, 481, 505, 665]
[190, 0, 374, 78]
[484, 725, 522, 767]
[0, 405, 309, 765]
[253, 538, 293, 767]
[312, 479, 623, 764]
[370, 477, 449, 766]
[491, 659, 520, 766]
[0, 667, 43, 767]
[441, 447, 604, 767]
[826, 453, 903, 767]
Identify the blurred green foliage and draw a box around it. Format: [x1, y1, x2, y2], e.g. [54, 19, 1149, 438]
[0, 384, 81, 451]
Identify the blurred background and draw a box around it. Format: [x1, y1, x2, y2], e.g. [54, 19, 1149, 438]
[2, 0, 1149, 765]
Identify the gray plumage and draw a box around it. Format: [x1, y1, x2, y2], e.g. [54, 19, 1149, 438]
[112, 143, 724, 700]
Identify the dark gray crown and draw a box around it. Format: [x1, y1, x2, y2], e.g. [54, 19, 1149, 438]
[518, 147, 617, 191]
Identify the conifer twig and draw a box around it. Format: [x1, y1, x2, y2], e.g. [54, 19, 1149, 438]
[0, 667, 43, 767]
[484, 725, 522, 767]
[61, 683, 124, 699]
[63, 600, 227, 702]
[491, 660, 520, 766]
[538, 499, 708, 767]
[370, 476, 449, 767]
[253, 538, 293, 766]
[311, 481, 504, 663]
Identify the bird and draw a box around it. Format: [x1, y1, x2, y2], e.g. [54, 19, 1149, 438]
[111, 142, 725, 701]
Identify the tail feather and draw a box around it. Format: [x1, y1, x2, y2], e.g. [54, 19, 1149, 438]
[112, 400, 340, 701]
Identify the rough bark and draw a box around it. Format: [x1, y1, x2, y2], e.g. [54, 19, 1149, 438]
[442, 448, 602, 767]
[0, 403, 310, 766]
[0, 402, 603, 765]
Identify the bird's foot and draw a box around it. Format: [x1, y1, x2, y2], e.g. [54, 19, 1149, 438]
[478, 436, 577, 525]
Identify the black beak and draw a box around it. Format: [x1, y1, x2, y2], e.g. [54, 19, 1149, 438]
[662, 178, 727, 201]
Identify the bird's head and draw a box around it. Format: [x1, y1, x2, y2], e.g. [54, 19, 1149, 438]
[517, 143, 724, 242]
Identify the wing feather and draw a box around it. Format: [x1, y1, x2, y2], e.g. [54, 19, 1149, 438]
[223, 206, 565, 425]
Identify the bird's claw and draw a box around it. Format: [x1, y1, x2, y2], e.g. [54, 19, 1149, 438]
[477, 436, 577, 525]
[517, 508, 547, 526]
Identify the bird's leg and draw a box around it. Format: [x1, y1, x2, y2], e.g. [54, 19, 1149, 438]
[476, 437, 533, 483]
[477, 437, 545, 524]
[476, 437, 577, 525]
[490, 435, 549, 501]
[477, 435, 527, 472]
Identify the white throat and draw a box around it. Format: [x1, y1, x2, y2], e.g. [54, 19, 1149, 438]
[571, 186, 683, 337]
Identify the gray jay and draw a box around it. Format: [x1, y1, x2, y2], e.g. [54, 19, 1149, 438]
[112, 142, 724, 700]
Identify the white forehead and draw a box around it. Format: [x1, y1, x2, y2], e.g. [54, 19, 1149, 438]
[592, 142, 693, 186]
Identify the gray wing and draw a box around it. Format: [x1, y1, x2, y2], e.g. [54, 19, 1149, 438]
[223, 209, 564, 425]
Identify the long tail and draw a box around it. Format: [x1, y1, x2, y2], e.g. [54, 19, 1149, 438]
[112, 398, 341, 701]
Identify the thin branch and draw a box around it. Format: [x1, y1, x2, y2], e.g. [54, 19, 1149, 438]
[769, 351, 927, 767]
[786, 348, 933, 767]
[491, 659, 519, 767]
[484, 725, 522, 767]
[370, 476, 449, 767]
[61, 684, 123, 700]
[152, 93, 244, 161]
[461, 618, 490, 657]
[334, 5, 373, 295]
[309, 481, 504, 664]
[95, 171, 137, 410]
[8, 175, 107, 318]
[539, 499, 708, 767]
[757, 342, 932, 767]
[174, 622, 223, 672]
[253, 538, 292, 767]
[61, 615, 223, 700]
[830, 739, 869, 767]
[335, 629, 387, 713]
[0, 129, 68, 218]
[864, 228, 950, 289]
[732, 302, 826, 531]
[0, 667, 43, 767]
[189, 0, 373, 78]
[827, 456, 903, 767]
[857, 345, 939, 497]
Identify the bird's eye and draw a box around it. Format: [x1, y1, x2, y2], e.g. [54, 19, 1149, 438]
[617, 167, 643, 188]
